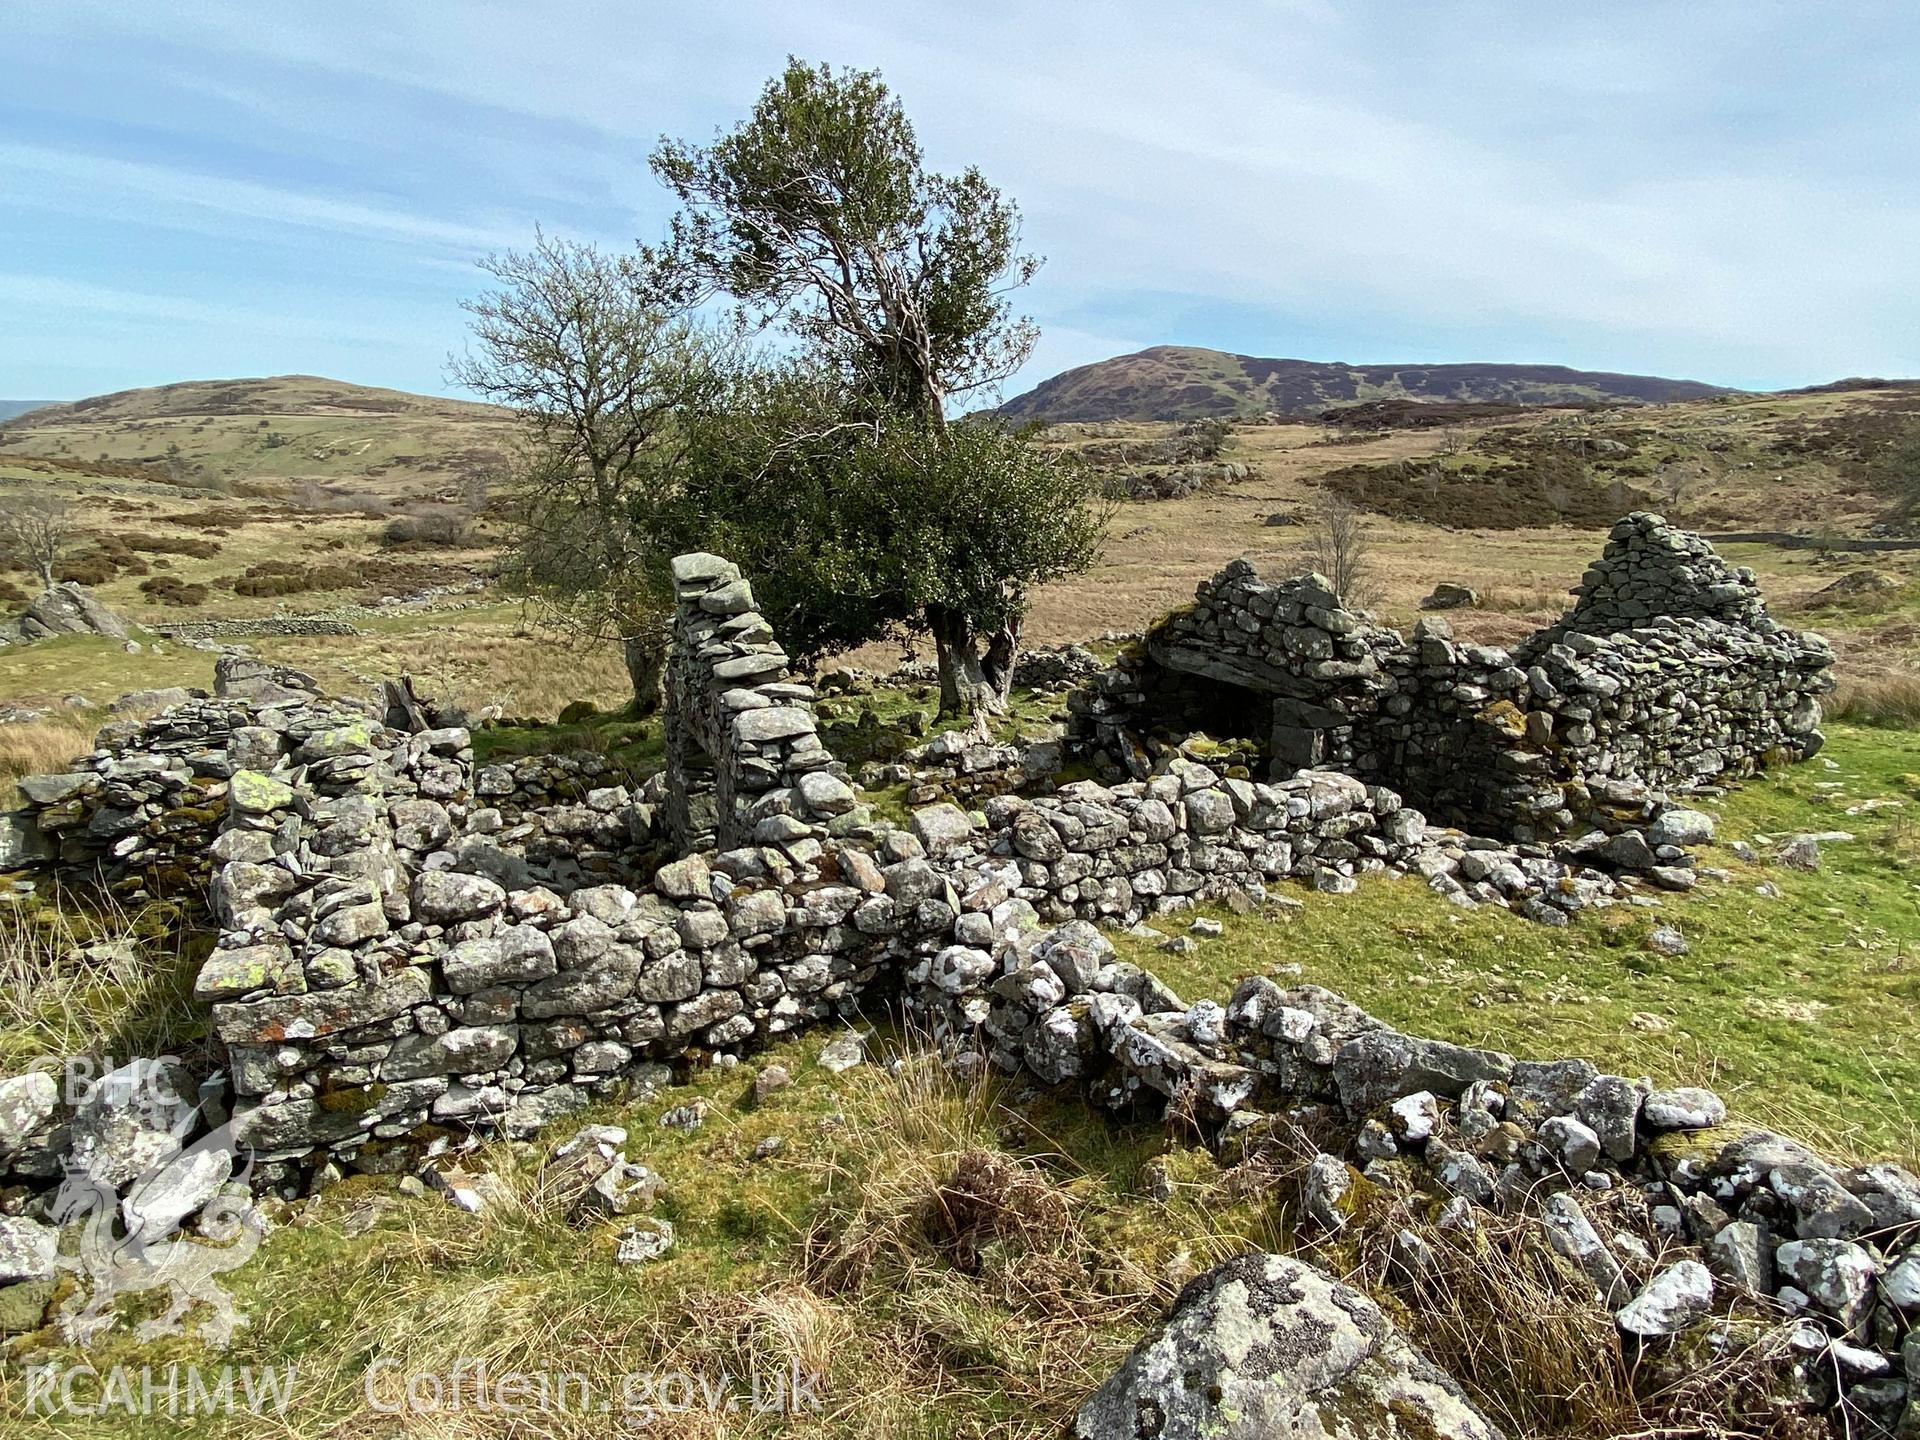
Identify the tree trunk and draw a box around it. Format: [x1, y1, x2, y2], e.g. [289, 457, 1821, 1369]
[622, 631, 665, 716]
[981, 615, 1020, 709]
[928, 605, 1010, 719]
[38, 560, 54, 593]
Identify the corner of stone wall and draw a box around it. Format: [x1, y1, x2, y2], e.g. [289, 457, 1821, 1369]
[662, 553, 854, 853]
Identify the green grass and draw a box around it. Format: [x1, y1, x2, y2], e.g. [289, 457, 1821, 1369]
[1123, 722, 1920, 1164]
[472, 709, 668, 779]
[0, 633, 213, 706]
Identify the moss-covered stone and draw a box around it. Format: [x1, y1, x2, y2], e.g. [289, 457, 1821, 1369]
[318, 1080, 391, 1116]
[0, 1276, 56, 1334]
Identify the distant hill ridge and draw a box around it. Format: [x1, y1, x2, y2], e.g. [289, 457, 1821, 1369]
[0, 375, 514, 497]
[0, 401, 58, 423]
[1, 375, 505, 430]
[995, 344, 1732, 423]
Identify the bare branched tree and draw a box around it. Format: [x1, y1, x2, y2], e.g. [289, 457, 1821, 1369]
[1659, 464, 1694, 514]
[1296, 491, 1377, 608]
[0, 495, 79, 593]
[450, 231, 730, 711]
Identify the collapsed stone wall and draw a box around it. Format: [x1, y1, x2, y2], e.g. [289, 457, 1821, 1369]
[914, 917, 1920, 1435]
[4, 532, 1780, 1190]
[4, 685, 1914, 1429]
[1540, 515, 1778, 638]
[0, 544, 1907, 1432]
[138, 728, 1482, 1171]
[1070, 515, 1834, 839]
[4, 654, 1656, 1178]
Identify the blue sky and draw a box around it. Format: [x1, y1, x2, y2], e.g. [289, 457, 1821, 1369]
[6, 1, 1918, 401]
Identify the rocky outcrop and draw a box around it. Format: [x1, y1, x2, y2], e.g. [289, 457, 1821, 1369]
[1421, 581, 1480, 610]
[0, 583, 129, 645]
[1076, 1253, 1505, 1439]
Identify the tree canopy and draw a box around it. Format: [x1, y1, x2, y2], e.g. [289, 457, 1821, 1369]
[650, 58, 1041, 423]
[459, 59, 1107, 718]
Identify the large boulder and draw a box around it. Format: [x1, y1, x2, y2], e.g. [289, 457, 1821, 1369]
[1075, 1253, 1505, 1439]
[1333, 1030, 1514, 1113]
[0, 582, 129, 644]
[213, 655, 322, 704]
[0, 811, 53, 870]
[1419, 582, 1480, 611]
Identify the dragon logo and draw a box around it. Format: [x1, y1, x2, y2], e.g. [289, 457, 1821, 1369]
[45, 1066, 266, 1349]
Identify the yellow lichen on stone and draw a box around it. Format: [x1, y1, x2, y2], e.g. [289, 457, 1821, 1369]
[1476, 699, 1528, 740]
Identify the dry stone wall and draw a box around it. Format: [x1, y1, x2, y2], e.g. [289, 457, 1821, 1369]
[660, 552, 852, 853]
[1071, 514, 1833, 840]
[1, 541, 1900, 1434]
[3, 629, 1652, 1181]
[149, 616, 361, 640]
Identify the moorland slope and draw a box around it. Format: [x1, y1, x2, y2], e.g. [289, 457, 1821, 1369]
[0, 374, 515, 497]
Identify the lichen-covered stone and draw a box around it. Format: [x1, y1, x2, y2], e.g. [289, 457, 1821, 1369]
[1075, 1253, 1505, 1439]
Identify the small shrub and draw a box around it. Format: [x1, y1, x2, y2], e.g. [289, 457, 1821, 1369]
[139, 576, 209, 607]
[125, 533, 220, 559]
[88, 538, 150, 579]
[223, 561, 360, 598]
[169, 507, 249, 530]
[54, 554, 119, 586]
[381, 506, 472, 548]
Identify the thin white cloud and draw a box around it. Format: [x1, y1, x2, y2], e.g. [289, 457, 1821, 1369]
[0, 272, 426, 346]
[0, 143, 523, 255]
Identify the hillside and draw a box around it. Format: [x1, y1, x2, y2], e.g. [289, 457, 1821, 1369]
[996, 344, 1732, 422]
[0, 374, 516, 498]
[0, 401, 57, 422]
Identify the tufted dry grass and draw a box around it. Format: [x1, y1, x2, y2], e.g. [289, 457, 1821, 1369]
[0, 886, 209, 1074]
[0, 713, 98, 805]
[1828, 671, 1920, 725]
